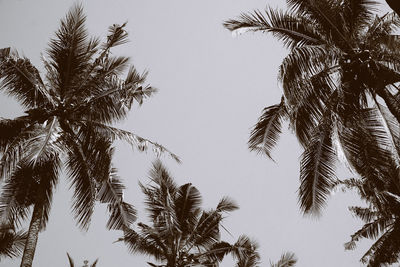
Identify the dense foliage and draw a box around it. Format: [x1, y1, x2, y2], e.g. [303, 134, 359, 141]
[121, 161, 260, 267]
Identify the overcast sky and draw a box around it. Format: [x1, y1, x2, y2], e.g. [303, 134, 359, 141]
[0, 0, 393, 266]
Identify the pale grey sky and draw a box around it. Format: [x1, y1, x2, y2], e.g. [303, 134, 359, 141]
[0, 0, 391, 266]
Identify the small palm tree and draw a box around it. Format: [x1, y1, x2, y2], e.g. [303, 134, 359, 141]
[0, 4, 178, 267]
[121, 161, 257, 267]
[224, 0, 400, 216]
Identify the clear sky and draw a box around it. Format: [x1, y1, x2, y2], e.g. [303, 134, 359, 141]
[0, 0, 392, 266]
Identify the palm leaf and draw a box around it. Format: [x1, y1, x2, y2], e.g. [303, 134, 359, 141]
[62, 124, 96, 230]
[348, 206, 379, 223]
[248, 98, 287, 160]
[98, 169, 137, 230]
[76, 120, 180, 162]
[216, 197, 239, 213]
[345, 216, 393, 250]
[66, 252, 74, 267]
[360, 222, 400, 266]
[271, 251, 297, 267]
[175, 183, 202, 237]
[47, 3, 90, 98]
[0, 116, 30, 153]
[299, 117, 336, 215]
[91, 258, 99, 267]
[0, 48, 53, 108]
[223, 8, 322, 48]
[122, 228, 166, 260]
[338, 109, 394, 183]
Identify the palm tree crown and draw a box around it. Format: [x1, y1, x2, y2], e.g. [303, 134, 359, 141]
[0, 4, 178, 266]
[224, 0, 400, 215]
[121, 161, 259, 267]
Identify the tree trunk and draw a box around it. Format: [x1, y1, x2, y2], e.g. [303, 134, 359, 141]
[377, 87, 400, 125]
[20, 202, 43, 267]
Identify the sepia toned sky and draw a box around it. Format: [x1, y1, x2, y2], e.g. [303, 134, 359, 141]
[0, 0, 392, 266]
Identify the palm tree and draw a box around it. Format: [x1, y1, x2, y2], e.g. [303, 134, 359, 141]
[224, 0, 400, 215]
[67, 253, 98, 267]
[270, 252, 297, 267]
[338, 171, 400, 266]
[120, 161, 257, 267]
[0, 4, 178, 267]
[0, 223, 26, 259]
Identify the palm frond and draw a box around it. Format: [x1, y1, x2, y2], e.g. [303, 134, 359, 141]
[0, 48, 53, 108]
[77, 121, 180, 162]
[0, 175, 32, 228]
[0, 116, 30, 153]
[248, 98, 287, 160]
[91, 259, 99, 267]
[223, 8, 322, 49]
[348, 206, 379, 223]
[47, 3, 90, 98]
[271, 251, 297, 267]
[0, 122, 41, 181]
[98, 168, 137, 230]
[62, 124, 96, 231]
[364, 12, 400, 47]
[67, 253, 74, 267]
[190, 210, 221, 248]
[175, 183, 202, 237]
[232, 236, 260, 267]
[341, 0, 378, 37]
[102, 22, 129, 50]
[288, 88, 328, 147]
[360, 222, 400, 266]
[0, 156, 61, 231]
[299, 117, 336, 215]
[345, 216, 393, 250]
[0, 227, 27, 259]
[216, 197, 239, 213]
[122, 228, 166, 260]
[286, 0, 352, 50]
[279, 45, 338, 105]
[338, 108, 394, 183]
[73, 69, 157, 124]
[21, 117, 63, 167]
[373, 103, 400, 164]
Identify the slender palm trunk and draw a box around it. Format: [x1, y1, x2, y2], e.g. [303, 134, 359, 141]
[20, 202, 43, 267]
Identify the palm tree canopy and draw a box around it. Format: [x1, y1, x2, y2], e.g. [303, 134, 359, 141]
[0, 3, 178, 234]
[224, 0, 400, 216]
[338, 172, 400, 266]
[121, 161, 257, 267]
